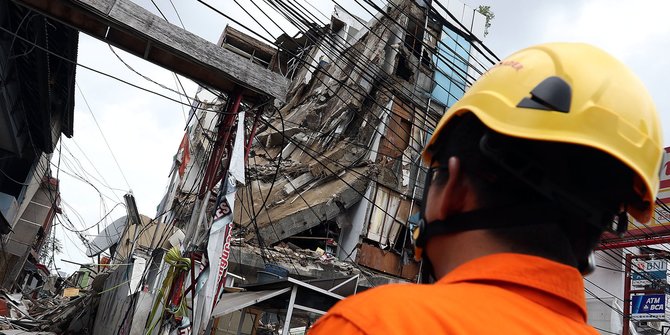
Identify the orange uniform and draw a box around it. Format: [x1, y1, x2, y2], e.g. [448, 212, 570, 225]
[309, 253, 598, 335]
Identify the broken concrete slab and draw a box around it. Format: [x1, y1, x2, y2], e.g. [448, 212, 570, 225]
[241, 167, 371, 245]
[282, 172, 315, 196]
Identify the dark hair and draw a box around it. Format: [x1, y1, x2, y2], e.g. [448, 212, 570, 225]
[426, 113, 636, 266]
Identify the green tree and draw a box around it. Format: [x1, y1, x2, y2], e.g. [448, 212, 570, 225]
[39, 232, 63, 269]
[476, 5, 495, 37]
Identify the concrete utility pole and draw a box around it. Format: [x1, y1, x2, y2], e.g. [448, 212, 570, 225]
[11, 0, 288, 103]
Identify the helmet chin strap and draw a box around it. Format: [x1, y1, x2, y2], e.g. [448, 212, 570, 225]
[415, 204, 598, 277]
[416, 203, 564, 283]
[582, 252, 597, 275]
[414, 132, 622, 278]
[415, 203, 563, 251]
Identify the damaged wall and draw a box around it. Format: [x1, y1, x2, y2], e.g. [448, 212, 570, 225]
[225, 1, 464, 284]
[240, 2, 422, 254]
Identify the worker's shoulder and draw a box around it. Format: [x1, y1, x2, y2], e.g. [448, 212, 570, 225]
[329, 281, 486, 318]
[336, 282, 430, 306]
[321, 281, 498, 334]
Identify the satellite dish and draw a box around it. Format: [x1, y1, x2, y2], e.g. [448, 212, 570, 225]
[86, 215, 128, 257]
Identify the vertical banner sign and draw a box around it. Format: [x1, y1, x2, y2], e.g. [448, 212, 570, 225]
[193, 176, 236, 335]
[178, 132, 191, 179]
[212, 183, 235, 307]
[631, 294, 667, 320]
[193, 109, 246, 335]
[212, 110, 247, 306]
[631, 259, 669, 287]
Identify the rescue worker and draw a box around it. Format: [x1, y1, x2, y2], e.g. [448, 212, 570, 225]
[308, 43, 663, 334]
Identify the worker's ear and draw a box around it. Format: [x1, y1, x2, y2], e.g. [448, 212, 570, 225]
[428, 157, 473, 219]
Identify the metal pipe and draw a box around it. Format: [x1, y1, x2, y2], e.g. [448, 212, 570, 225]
[199, 91, 244, 198]
[282, 285, 298, 335]
[235, 308, 246, 335]
[188, 191, 210, 248]
[245, 105, 264, 163]
[598, 236, 670, 250]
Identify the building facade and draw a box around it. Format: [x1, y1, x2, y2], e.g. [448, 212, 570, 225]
[0, 1, 78, 290]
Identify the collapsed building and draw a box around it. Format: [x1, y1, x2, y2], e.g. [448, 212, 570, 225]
[132, 1, 491, 334]
[159, 0, 489, 283]
[230, 1, 488, 282]
[0, 0, 492, 334]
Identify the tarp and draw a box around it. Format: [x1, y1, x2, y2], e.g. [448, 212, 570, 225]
[229, 110, 246, 185]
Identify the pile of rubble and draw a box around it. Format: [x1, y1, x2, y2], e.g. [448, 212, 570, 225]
[0, 287, 97, 334]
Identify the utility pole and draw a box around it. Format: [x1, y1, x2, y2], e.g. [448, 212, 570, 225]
[183, 90, 244, 247]
[623, 253, 633, 335]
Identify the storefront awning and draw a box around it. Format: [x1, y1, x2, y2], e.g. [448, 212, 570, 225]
[211, 288, 291, 318]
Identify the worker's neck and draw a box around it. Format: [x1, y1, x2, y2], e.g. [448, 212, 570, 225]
[426, 231, 512, 280]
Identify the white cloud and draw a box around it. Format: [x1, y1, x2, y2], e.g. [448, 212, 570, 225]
[537, 0, 670, 145]
[541, 0, 670, 61]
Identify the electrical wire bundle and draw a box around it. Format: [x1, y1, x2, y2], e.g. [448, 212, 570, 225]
[6, 1, 670, 335]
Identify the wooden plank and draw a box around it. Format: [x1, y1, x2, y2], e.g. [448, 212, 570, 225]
[224, 25, 276, 59]
[13, 0, 289, 102]
[392, 99, 412, 120]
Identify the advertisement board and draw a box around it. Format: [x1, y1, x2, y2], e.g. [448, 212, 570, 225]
[600, 147, 670, 246]
[631, 294, 667, 321]
[631, 147, 670, 229]
[631, 259, 669, 287]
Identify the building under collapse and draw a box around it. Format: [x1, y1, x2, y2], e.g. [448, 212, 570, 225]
[227, 1, 488, 282]
[3, 1, 667, 335]
[0, 0, 491, 334]
[129, 1, 492, 334]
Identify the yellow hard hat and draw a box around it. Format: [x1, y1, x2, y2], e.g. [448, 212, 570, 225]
[423, 42, 663, 223]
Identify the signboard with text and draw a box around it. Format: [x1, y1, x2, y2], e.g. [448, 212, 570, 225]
[629, 147, 670, 232]
[631, 294, 667, 321]
[600, 147, 670, 246]
[631, 259, 669, 287]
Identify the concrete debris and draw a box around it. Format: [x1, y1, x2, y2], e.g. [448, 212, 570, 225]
[0, 289, 97, 334]
[247, 160, 308, 181]
[0, 0, 496, 334]
[228, 241, 407, 288]
[236, 2, 427, 266]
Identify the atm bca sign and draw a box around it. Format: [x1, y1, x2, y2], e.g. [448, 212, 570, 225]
[632, 294, 667, 320]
